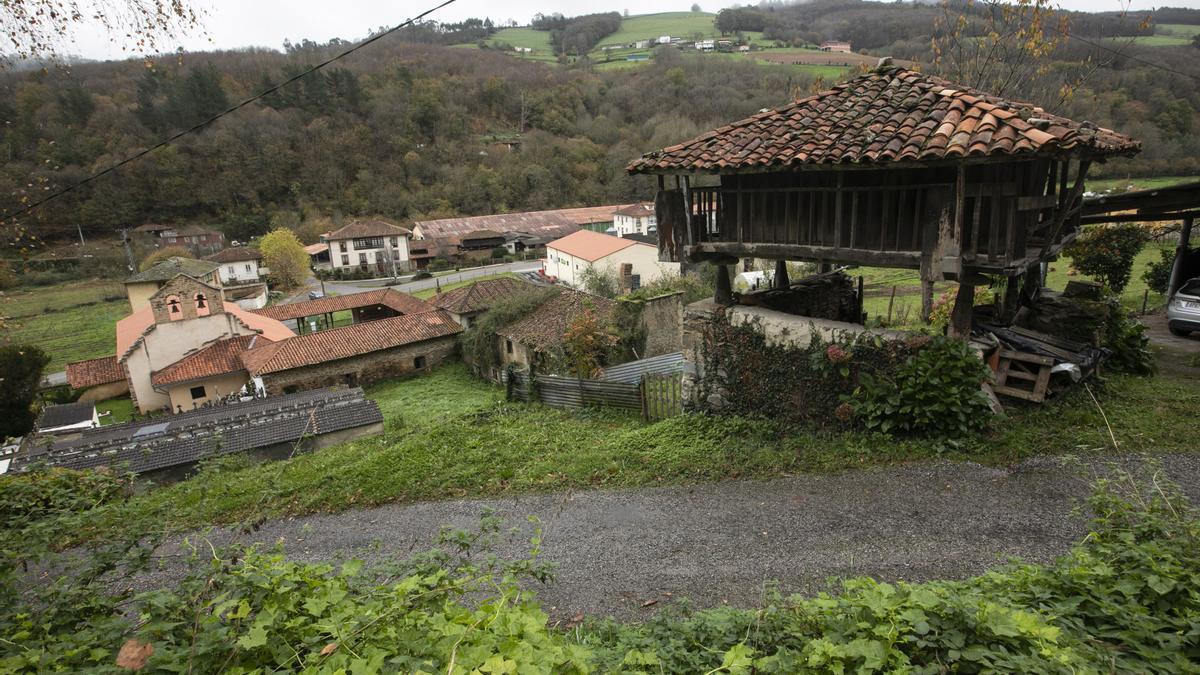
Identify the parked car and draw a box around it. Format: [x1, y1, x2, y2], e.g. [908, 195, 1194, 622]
[1167, 277, 1200, 337]
[308, 290, 324, 300]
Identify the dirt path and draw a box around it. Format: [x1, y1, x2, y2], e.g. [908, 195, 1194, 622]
[144, 454, 1200, 620]
[1144, 312, 1200, 378]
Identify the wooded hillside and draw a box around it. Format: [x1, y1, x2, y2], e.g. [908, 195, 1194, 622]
[1, 1, 1198, 248]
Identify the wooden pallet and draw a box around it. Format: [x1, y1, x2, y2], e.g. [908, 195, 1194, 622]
[993, 349, 1054, 403]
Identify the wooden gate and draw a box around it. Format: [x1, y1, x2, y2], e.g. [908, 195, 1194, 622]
[640, 372, 683, 421]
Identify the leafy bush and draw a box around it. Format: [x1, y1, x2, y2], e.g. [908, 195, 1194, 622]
[1142, 247, 1175, 295]
[459, 287, 559, 375]
[0, 344, 50, 439]
[851, 336, 993, 436]
[928, 285, 995, 332]
[1105, 305, 1155, 375]
[1063, 224, 1148, 293]
[0, 468, 130, 524]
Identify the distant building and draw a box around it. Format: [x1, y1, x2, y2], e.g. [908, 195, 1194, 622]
[820, 40, 852, 53]
[160, 225, 225, 255]
[36, 401, 99, 435]
[612, 203, 657, 237]
[657, 35, 672, 44]
[204, 246, 266, 286]
[635, 39, 651, 49]
[543, 230, 677, 290]
[326, 219, 412, 275]
[696, 39, 715, 52]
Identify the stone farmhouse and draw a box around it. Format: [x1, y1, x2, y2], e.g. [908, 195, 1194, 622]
[430, 277, 530, 328]
[66, 261, 460, 414]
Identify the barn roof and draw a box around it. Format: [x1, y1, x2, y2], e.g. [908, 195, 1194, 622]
[628, 66, 1139, 174]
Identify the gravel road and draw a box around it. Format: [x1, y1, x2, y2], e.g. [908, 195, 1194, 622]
[146, 453, 1200, 620]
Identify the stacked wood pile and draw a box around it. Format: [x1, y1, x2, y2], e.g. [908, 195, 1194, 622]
[734, 270, 861, 322]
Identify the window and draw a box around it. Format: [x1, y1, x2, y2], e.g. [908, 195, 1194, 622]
[339, 242, 347, 253]
[414, 355, 427, 369]
[341, 255, 349, 266]
[358, 252, 368, 267]
[352, 237, 385, 250]
[193, 292, 210, 316]
[391, 237, 399, 248]
[190, 385, 206, 400]
[245, 264, 252, 273]
[164, 294, 183, 319]
[505, 339, 513, 354]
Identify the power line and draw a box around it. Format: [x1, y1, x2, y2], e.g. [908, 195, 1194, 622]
[3, 0, 456, 222]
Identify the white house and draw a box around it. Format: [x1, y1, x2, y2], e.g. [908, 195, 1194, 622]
[696, 39, 715, 52]
[657, 35, 672, 45]
[544, 230, 678, 291]
[204, 246, 265, 286]
[612, 203, 657, 237]
[327, 219, 412, 275]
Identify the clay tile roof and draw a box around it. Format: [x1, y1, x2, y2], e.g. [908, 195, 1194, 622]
[613, 202, 655, 217]
[628, 66, 1139, 174]
[125, 257, 219, 283]
[150, 334, 269, 388]
[497, 289, 616, 352]
[204, 246, 262, 263]
[116, 302, 295, 361]
[66, 355, 124, 389]
[327, 219, 412, 240]
[413, 205, 638, 240]
[547, 229, 649, 262]
[251, 289, 431, 322]
[241, 310, 462, 375]
[431, 277, 534, 315]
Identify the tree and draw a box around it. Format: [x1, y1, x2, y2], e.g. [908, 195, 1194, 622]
[691, 3, 702, 12]
[1, 0, 203, 67]
[0, 344, 50, 439]
[139, 245, 194, 271]
[259, 228, 309, 291]
[1063, 224, 1148, 294]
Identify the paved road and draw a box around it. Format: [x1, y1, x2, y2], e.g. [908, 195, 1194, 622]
[282, 261, 543, 304]
[149, 453, 1200, 620]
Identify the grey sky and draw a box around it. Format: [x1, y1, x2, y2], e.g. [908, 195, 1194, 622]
[65, 0, 1200, 61]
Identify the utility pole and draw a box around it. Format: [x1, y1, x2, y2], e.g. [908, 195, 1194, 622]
[119, 228, 136, 272]
[76, 223, 85, 248]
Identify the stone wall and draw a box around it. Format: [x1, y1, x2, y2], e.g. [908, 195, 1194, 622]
[637, 291, 684, 358]
[262, 335, 458, 393]
[681, 298, 905, 412]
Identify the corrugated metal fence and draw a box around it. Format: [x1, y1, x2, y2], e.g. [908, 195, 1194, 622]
[503, 353, 685, 420]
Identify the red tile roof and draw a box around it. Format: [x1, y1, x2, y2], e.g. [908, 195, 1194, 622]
[116, 302, 295, 360]
[497, 289, 616, 352]
[327, 219, 412, 240]
[150, 334, 269, 388]
[430, 277, 534, 315]
[251, 289, 431, 322]
[66, 355, 125, 390]
[613, 202, 654, 218]
[413, 205, 641, 240]
[628, 66, 1139, 174]
[547, 229, 649, 262]
[241, 310, 462, 375]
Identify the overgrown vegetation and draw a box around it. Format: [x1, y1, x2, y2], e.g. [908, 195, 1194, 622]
[0, 344, 49, 439]
[1063, 224, 1149, 294]
[459, 286, 559, 374]
[1, 459, 1197, 672]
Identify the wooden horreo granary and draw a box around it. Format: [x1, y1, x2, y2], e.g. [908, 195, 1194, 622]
[627, 64, 1141, 336]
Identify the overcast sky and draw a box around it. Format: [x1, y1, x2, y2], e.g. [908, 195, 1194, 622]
[63, 0, 1200, 61]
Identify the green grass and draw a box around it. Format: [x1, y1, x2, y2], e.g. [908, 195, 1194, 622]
[1157, 23, 1200, 38]
[595, 12, 719, 49]
[412, 272, 516, 300]
[72, 357, 1200, 541]
[0, 280, 128, 372]
[1087, 175, 1199, 194]
[96, 397, 135, 426]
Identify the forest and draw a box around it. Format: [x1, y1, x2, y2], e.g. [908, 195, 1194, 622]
[0, 1, 1198, 250]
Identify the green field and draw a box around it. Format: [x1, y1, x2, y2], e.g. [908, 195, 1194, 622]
[1108, 23, 1198, 47]
[1088, 174, 1198, 194]
[0, 280, 128, 372]
[595, 11, 718, 48]
[411, 272, 516, 300]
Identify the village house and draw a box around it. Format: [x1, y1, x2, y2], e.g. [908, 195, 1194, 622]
[611, 203, 657, 237]
[820, 40, 852, 53]
[35, 401, 99, 435]
[123, 257, 222, 312]
[412, 204, 642, 242]
[326, 219, 412, 275]
[160, 225, 225, 255]
[304, 242, 331, 270]
[431, 277, 530, 328]
[494, 288, 617, 374]
[251, 287, 432, 334]
[544, 229, 678, 290]
[204, 246, 266, 285]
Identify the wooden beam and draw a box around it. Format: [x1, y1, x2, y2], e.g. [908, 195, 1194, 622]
[1079, 210, 1200, 225]
[687, 242, 922, 269]
[774, 259, 790, 289]
[949, 282, 975, 339]
[714, 263, 733, 304]
[1042, 160, 1091, 260]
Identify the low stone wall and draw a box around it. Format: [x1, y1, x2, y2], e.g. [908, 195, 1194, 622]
[263, 335, 458, 392]
[682, 299, 905, 413]
[638, 291, 684, 358]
